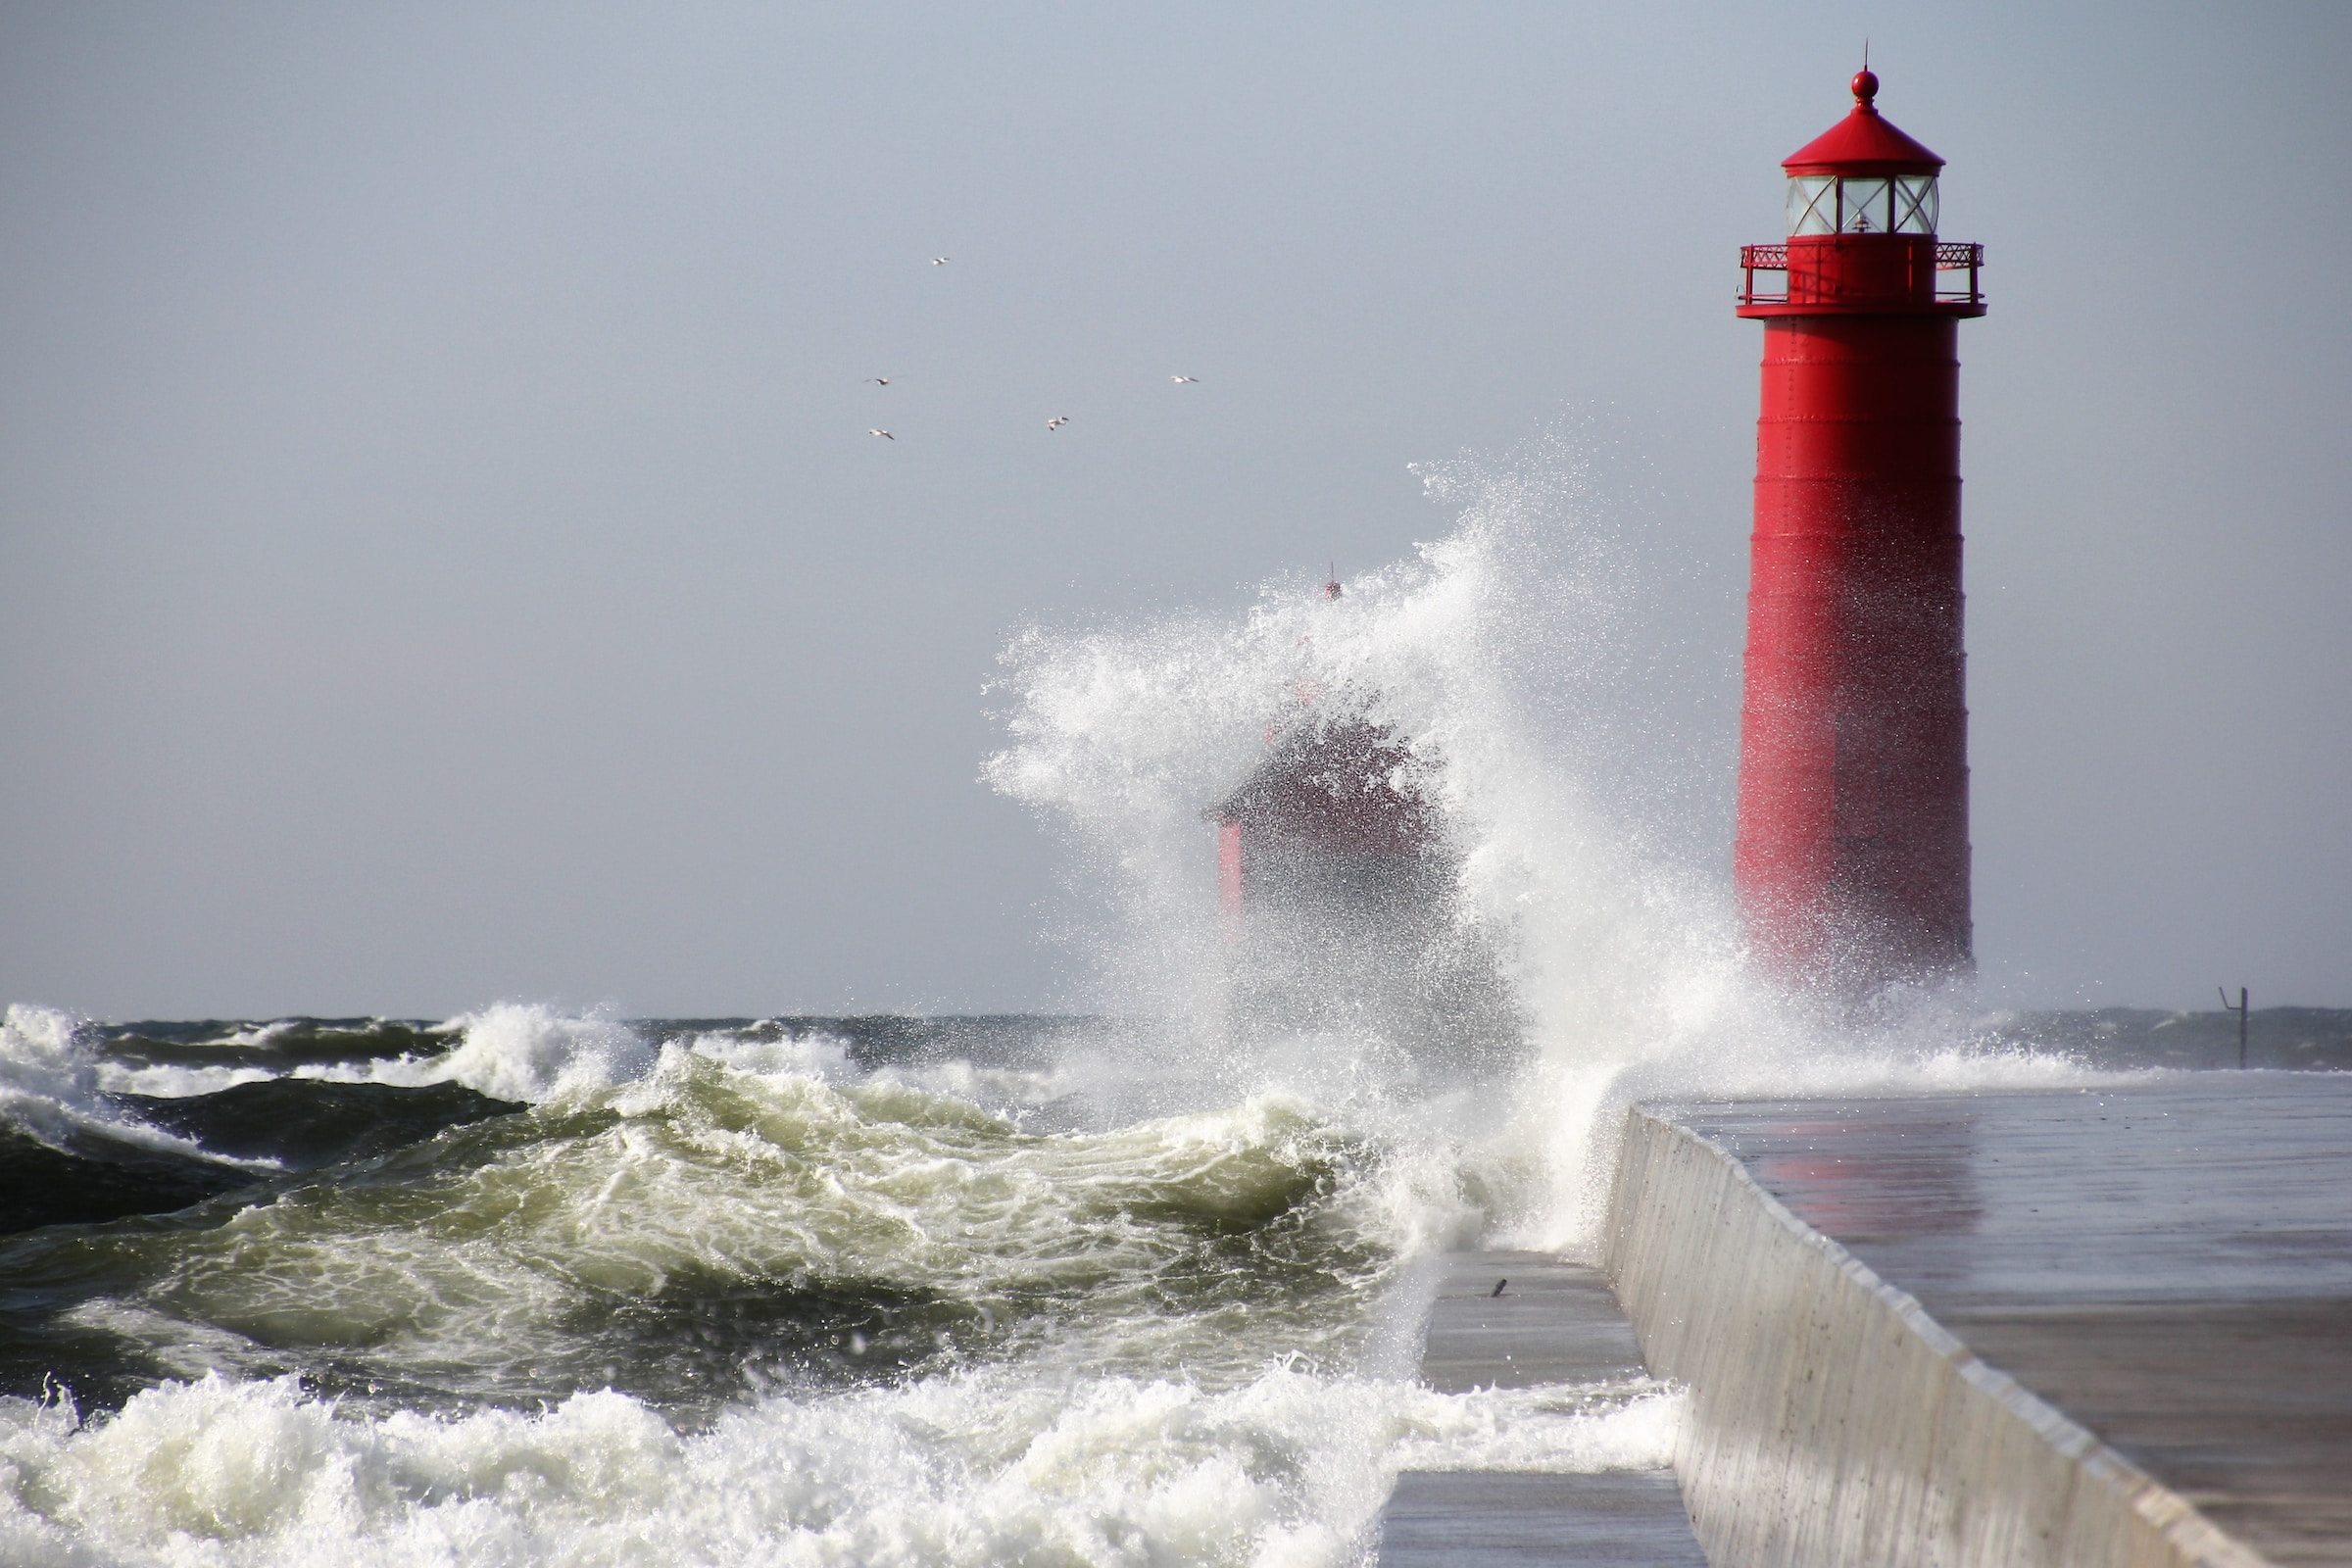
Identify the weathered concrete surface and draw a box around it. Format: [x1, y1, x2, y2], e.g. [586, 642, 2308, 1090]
[1377, 1252, 1706, 1567]
[1675, 1079, 2352, 1566]
[1381, 1471, 1705, 1568]
[1415, 1250, 1651, 1393]
[1604, 1084, 2343, 1568]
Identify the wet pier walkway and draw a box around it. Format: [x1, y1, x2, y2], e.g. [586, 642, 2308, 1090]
[1377, 1252, 1706, 1567]
[1670, 1075, 2352, 1565]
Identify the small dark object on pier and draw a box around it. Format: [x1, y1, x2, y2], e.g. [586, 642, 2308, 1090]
[1492, 1279, 1508, 1298]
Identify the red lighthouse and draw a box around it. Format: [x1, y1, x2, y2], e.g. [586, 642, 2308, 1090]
[1734, 71, 1985, 990]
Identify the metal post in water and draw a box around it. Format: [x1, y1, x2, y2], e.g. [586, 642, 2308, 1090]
[2220, 985, 2249, 1068]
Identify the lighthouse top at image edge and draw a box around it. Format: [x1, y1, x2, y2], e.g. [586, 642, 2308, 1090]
[1739, 72, 1984, 319]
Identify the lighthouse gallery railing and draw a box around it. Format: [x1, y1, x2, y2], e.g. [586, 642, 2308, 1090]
[1738, 241, 1984, 309]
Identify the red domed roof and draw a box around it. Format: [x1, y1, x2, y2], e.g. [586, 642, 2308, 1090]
[1783, 71, 1943, 176]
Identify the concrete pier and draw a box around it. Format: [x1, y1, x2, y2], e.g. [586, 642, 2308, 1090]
[1377, 1251, 1707, 1567]
[1608, 1075, 2352, 1568]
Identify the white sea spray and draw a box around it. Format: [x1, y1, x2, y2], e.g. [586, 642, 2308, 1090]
[984, 428, 2132, 1256]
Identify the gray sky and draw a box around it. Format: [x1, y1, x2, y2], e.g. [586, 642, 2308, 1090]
[3, 1, 2346, 1018]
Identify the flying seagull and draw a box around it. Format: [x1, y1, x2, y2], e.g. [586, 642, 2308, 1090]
[1170, 375, 1200, 384]
[1046, 416, 1069, 431]
[930, 256, 952, 266]
[865, 376, 893, 386]
[868, 428, 894, 440]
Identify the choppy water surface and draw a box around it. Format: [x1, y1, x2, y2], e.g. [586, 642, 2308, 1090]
[11, 1004, 2328, 1568]
[0, 1003, 1687, 1565]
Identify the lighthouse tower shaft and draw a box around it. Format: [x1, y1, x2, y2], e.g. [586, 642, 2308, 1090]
[1734, 72, 1985, 987]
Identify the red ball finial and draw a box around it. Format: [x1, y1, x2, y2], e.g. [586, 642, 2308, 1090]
[1851, 69, 1880, 107]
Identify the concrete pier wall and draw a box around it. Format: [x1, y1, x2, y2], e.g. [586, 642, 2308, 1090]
[1602, 1106, 2266, 1568]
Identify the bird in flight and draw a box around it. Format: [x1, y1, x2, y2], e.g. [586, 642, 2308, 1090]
[1046, 416, 1069, 431]
[866, 376, 893, 386]
[930, 256, 952, 266]
[1170, 375, 1200, 384]
[868, 428, 894, 440]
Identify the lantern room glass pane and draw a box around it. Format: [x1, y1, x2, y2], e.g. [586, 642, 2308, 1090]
[1787, 176, 1835, 235]
[1839, 177, 1890, 233]
[1892, 175, 1938, 234]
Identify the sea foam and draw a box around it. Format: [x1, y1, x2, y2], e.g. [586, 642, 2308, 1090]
[0, 1365, 1676, 1567]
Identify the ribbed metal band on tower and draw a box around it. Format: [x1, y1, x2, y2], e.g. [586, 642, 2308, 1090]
[1734, 70, 1984, 991]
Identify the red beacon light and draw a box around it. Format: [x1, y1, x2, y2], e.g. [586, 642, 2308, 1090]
[1731, 70, 1985, 993]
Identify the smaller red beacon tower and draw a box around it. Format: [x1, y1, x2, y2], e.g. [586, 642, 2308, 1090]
[1734, 71, 1985, 990]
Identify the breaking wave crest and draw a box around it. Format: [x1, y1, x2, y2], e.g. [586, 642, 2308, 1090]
[1, 1004, 257, 1166]
[308, 1003, 660, 1104]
